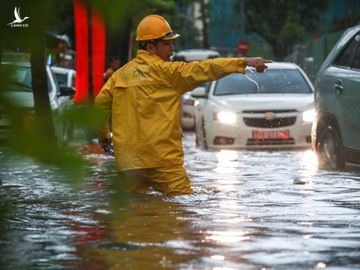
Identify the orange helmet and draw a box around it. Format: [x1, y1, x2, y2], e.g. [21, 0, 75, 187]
[135, 15, 180, 41]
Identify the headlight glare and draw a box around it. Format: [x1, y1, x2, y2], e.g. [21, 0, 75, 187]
[302, 109, 315, 122]
[215, 111, 237, 124]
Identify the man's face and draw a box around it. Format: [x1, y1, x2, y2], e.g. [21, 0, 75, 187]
[152, 40, 175, 61]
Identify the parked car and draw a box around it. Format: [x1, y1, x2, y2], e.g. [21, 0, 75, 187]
[173, 49, 220, 62]
[311, 25, 360, 170]
[0, 61, 75, 144]
[50, 66, 76, 109]
[181, 83, 208, 130]
[51, 66, 76, 90]
[174, 49, 220, 130]
[191, 62, 315, 150]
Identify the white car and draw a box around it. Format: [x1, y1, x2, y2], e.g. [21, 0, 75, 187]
[192, 62, 315, 150]
[173, 49, 220, 62]
[181, 83, 208, 130]
[181, 91, 196, 130]
[51, 66, 76, 89]
[174, 49, 220, 130]
[0, 61, 75, 144]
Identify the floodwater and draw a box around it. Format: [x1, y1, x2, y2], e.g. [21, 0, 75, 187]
[0, 132, 359, 270]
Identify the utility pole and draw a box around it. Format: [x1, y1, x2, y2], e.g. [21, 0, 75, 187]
[199, 0, 209, 49]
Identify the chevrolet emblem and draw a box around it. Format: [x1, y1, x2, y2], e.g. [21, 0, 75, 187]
[265, 112, 276, 120]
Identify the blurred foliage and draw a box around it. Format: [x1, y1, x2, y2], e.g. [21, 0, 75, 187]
[234, 0, 331, 60]
[0, 88, 107, 184]
[0, 1, 111, 184]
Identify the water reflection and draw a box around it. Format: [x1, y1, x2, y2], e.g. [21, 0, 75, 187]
[1, 133, 360, 269]
[205, 230, 250, 243]
[215, 150, 239, 173]
[69, 191, 201, 269]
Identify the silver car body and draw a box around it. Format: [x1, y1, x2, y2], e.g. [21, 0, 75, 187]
[312, 25, 360, 167]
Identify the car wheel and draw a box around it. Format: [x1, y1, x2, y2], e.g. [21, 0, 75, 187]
[317, 125, 344, 170]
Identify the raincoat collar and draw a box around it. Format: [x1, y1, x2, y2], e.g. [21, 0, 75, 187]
[136, 49, 164, 62]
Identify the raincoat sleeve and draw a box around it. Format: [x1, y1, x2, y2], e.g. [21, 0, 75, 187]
[163, 57, 247, 93]
[95, 76, 114, 115]
[94, 76, 115, 138]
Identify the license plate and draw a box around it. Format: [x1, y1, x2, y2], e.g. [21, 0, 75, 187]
[252, 130, 289, 139]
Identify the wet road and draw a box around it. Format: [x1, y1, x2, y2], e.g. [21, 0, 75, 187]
[0, 132, 359, 269]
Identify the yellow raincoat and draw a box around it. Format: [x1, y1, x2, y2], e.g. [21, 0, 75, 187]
[95, 50, 246, 193]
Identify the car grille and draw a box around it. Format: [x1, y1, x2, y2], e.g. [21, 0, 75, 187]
[247, 138, 295, 146]
[242, 109, 297, 114]
[243, 116, 296, 128]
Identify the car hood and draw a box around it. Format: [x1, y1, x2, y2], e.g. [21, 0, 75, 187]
[2, 91, 58, 110]
[2, 91, 35, 108]
[211, 94, 314, 112]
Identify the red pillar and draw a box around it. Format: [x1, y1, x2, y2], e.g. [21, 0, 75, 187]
[91, 9, 106, 97]
[73, 0, 105, 104]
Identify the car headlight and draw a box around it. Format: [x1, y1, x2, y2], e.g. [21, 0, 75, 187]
[302, 109, 315, 122]
[214, 111, 237, 124]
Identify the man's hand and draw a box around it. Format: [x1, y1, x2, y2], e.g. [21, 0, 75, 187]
[98, 134, 112, 154]
[245, 57, 272, 73]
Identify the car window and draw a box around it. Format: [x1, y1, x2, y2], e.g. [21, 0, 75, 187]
[71, 73, 75, 88]
[334, 32, 360, 68]
[213, 69, 312, 95]
[351, 34, 360, 69]
[7, 64, 52, 93]
[49, 68, 60, 94]
[12, 66, 32, 91]
[54, 73, 67, 86]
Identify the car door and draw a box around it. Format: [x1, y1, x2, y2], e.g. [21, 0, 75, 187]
[329, 32, 360, 150]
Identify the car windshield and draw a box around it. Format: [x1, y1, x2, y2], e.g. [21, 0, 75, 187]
[8, 64, 51, 92]
[213, 69, 312, 96]
[10, 66, 32, 91]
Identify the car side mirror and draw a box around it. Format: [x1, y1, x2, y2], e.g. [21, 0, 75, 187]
[191, 86, 208, 98]
[59, 86, 75, 97]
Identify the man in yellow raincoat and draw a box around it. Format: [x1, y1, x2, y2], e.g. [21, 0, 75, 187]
[95, 14, 271, 196]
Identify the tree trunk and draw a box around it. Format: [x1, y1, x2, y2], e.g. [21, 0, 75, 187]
[30, 14, 57, 147]
[199, 0, 209, 49]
